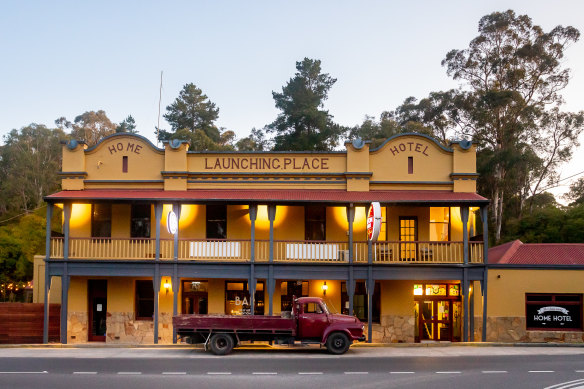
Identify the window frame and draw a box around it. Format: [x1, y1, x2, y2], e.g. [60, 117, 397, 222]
[206, 204, 227, 240]
[525, 293, 583, 332]
[130, 203, 151, 238]
[91, 203, 112, 238]
[305, 206, 326, 241]
[135, 280, 154, 321]
[340, 281, 381, 323]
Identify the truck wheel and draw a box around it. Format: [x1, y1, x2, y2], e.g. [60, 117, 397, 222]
[209, 333, 234, 355]
[326, 332, 351, 355]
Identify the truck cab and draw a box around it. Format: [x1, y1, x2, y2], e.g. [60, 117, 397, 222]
[293, 297, 365, 353]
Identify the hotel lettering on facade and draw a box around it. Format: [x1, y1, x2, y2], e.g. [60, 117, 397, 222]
[35, 133, 490, 344]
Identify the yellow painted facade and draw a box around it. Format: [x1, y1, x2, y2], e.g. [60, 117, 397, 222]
[37, 132, 500, 345]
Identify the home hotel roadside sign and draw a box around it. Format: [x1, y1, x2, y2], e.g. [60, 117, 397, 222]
[526, 304, 582, 330]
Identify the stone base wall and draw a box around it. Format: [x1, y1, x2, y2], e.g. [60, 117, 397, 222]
[67, 312, 88, 343]
[363, 315, 415, 343]
[485, 317, 584, 343]
[106, 312, 173, 344]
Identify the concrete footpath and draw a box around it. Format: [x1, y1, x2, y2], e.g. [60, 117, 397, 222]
[0, 343, 583, 359]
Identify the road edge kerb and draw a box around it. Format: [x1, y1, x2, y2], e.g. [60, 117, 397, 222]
[1, 342, 583, 349]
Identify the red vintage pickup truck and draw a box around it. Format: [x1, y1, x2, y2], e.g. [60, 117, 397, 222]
[173, 296, 365, 355]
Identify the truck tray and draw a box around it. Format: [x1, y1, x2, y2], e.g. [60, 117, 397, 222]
[173, 314, 296, 334]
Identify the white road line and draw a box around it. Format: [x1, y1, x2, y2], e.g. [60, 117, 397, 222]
[73, 372, 97, 375]
[162, 372, 187, 375]
[252, 372, 277, 375]
[544, 378, 584, 389]
[298, 372, 323, 375]
[0, 371, 48, 374]
[117, 372, 142, 375]
[529, 370, 555, 373]
[482, 371, 508, 373]
[576, 370, 584, 373]
[436, 371, 461, 374]
[344, 372, 368, 375]
[207, 372, 232, 375]
[390, 372, 415, 374]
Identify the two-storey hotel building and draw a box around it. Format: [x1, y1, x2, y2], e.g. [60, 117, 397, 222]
[35, 132, 490, 344]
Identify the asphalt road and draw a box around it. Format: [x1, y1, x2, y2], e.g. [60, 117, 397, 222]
[0, 346, 583, 389]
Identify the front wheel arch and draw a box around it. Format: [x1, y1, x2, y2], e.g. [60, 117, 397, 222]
[325, 331, 351, 355]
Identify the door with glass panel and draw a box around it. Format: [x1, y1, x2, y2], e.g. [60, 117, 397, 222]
[399, 217, 417, 260]
[182, 281, 208, 314]
[88, 280, 107, 342]
[414, 283, 461, 342]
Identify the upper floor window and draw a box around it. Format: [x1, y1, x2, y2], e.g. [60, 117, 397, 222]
[91, 204, 111, 238]
[206, 205, 227, 239]
[429, 207, 450, 241]
[131, 204, 151, 238]
[305, 206, 325, 241]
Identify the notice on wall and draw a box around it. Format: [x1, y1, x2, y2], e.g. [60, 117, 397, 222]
[96, 304, 103, 312]
[526, 304, 582, 330]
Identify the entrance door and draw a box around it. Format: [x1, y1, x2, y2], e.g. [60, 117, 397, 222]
[418, 300, 453, 341]
[183, 293, 208, 314]
[88, 280, 107, 342]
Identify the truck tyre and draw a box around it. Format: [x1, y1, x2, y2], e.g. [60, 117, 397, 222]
[209, 333, 234, 355]
[326, 332, 351, 355]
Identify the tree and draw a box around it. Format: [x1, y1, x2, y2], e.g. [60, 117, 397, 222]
[564, 177, 584, 205]
[116, 115, 138, 133]
[439, 10, 580, 241]
[163, 83, 221, 143]
[267, 58, 345, 151]
[236, 128, 270, 151]
[65, 110, 117, 146]
[0, 124, 66, 217]
[348, 113, 402, 148]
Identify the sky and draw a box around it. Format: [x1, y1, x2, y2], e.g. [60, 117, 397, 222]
[1, 0, 583, 199]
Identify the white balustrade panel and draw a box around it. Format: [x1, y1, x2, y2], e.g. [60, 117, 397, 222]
[285, 243, 340, 261]
[189, 241, 241, 258]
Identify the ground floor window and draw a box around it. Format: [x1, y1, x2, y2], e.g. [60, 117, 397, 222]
[135, 280, 154, 320]
[225, 281, 264, 315]
[526, 293, 582, 331]
[280, 280, 309, 311]
[340, 281, 380, 323]
[182, 280, 208, 314]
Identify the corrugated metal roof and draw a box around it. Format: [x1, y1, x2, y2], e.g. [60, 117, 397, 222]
[489, 240, 584, 265]
[45, 189, 488, 204]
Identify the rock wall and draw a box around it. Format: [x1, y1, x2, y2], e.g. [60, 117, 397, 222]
[67, 312, 88, 343]
[362, 315, 415, 343]
[105, 312, 173, 344]
[484, 317, 584, 343]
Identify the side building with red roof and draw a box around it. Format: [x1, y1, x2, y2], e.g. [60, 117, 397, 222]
[485, 240, 584, 342]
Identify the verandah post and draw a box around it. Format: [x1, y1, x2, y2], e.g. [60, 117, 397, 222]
[43, 203, 53, 344]
[268, 205, 276, 316]
[153, 202, 162, 344]
[249, 204, 257, 315]
[346, 204, 355, 316]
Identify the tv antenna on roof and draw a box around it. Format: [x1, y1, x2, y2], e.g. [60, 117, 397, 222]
[157, 70, 163, 146]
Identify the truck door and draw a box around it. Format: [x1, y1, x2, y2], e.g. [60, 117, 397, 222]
[298, 302, 329, 339]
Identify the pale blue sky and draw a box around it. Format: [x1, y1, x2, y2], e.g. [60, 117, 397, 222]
[1, 0, 583, 196]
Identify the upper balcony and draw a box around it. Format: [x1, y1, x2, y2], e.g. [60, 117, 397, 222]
[47, 202, 486, 264]
[49, 237, 484, 264]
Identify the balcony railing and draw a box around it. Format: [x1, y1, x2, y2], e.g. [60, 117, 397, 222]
[50, 238, 483, 263]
